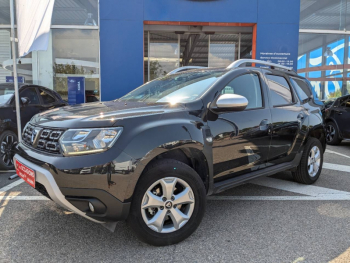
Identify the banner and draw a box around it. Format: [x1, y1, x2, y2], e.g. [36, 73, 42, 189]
[16, 0, 55, 57]
[67, 77, 85, 105]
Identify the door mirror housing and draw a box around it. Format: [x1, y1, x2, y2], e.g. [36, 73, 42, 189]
[214, 94, 248, 111]
[20, 97, 30, 106]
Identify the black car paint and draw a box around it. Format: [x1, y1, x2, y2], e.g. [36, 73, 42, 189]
[15, 68, 326, 223]
[324, 95, 350, 139]
[0, 84, 67, 136]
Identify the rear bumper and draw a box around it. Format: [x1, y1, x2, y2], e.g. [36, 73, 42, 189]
[14, 154, 130, 224]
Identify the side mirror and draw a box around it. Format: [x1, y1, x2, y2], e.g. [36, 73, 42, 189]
[214, 94, 248, 111]
[21, 97, 30, 106]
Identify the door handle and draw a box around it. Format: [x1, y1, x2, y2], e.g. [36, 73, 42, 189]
[335, 110, 342, 115]
[259, 119, 270, 131]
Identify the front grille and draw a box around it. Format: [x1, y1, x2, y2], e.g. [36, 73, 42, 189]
[35, 182, 51, 200]
[22, 124, 65, 155]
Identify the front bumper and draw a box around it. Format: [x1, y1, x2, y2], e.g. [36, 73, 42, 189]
[14, 154, 130, 226]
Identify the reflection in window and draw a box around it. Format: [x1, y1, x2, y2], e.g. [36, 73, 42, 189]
[222, 73, 262, 109]
[266, 75, 293, 106]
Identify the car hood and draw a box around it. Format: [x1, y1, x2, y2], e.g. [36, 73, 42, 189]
[30, 101, 186, 128]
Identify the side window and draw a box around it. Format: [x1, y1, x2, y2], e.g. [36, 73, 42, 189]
[339, 97, 350, 108]
[221, 73, 263, 110]
[266, 75, 293, 106]
[20, 88, 40, 105]
[39, 88, 56, 104]
[290, 78, 311, 102]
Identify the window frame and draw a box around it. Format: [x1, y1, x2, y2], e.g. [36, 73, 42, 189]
[218, 71, 265, 111]
[265, 74, 297, 108]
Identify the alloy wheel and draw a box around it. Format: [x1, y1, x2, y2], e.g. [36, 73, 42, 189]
[141, 177, 195, 233]
[308, 146, 321, 177]
[0, 135, 17, 167]
[326, 125, 335, 142]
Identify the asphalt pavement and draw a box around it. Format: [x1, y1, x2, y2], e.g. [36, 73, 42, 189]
[1, 142, 350, 263]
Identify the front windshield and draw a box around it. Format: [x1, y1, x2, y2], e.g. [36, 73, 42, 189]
[119, 70, 226, 104]
[324, 98, 335, 108]
[0, 85, 14, 104]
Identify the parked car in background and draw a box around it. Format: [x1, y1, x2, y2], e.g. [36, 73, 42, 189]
[324, 95, 350, 145]
[0, 83, 67, 170]
[14, 59, 326, 246]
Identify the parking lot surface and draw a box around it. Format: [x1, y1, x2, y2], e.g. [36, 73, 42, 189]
[1, 142, 350, 263]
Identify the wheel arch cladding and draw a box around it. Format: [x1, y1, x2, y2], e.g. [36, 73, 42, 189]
[307, 126, 326, 152]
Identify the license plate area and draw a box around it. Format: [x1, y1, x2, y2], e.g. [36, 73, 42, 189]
[15, 160, 36, 188]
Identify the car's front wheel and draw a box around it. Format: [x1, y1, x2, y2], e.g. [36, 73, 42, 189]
[127, 159, 206, 246]
[0, 130, 18, 170]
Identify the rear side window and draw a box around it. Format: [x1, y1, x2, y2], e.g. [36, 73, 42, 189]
[266, 75, 293, 106]
[290, 78, 311, 102]
[39, 88, 56, 104]
[222, 73, 263, 109]
[339, 96, 350, 108]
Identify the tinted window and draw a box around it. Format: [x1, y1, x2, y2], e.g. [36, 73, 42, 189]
[266, 75, 293, 106]
[339, 96, 350, 108]
[290, 78, 311, 102]
[222, 73, 263, 109]
[20, 88, 40, 105]
[39, 89, 56, 104]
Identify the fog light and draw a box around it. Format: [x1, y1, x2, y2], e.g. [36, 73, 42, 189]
[88, 202, 95, 213]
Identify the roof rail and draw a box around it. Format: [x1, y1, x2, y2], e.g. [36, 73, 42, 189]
[227, 59, 294, 71]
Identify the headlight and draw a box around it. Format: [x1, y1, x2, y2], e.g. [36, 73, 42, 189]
[59, 128, 123, 156]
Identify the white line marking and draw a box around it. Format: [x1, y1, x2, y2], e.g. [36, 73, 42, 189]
[208, 195, 350, 201]
[323, 163, 350, 173]
[0, 196, 49, 201]
[0, 179, 24, 195]
[326, 150, 350, 159]
[0, 170, 15, 173]
[250, 177, 350, 196]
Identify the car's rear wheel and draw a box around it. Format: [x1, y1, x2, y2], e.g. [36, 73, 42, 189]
[326, 122, 342, 145]
[0, 130, 18, 170]
[292, 137, 323, 184]
[127, 159, 206, 246]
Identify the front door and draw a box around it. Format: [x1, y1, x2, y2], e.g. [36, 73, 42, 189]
[208, 71, 272, 182]
[18, 87, 42, 130]
[335, 95, 350, 138]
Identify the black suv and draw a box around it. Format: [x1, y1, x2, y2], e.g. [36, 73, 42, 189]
[323, 95, 350, 145]
[0, 83, 67, 170]
[14, 60, 325, 246]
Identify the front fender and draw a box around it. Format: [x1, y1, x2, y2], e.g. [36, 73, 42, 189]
[118, 121, 213, 202]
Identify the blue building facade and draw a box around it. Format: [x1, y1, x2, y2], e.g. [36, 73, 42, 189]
[99, 0, 300, 101]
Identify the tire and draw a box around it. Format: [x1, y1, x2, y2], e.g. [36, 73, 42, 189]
[292, 137, 323, 184]
[0, 130, 18, 170]
[326, 122, 342, 145]
[127, 159, 206, 246]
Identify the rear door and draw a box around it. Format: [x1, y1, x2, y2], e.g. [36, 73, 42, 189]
[264, 74, 308, 166]
[208, 70, 272, 182]
[335, 96, 350, 138]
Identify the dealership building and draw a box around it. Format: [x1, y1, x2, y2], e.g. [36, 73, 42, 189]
[0, 0, 348, 102]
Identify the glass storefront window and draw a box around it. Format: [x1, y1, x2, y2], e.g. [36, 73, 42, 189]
[300, 0, 350, 31]
[52, 0, 98, 26]
[52, 29, 100, 100]
[148, 32, 179, 81]
[0, 0, 10, 25]
[298, 33, 350, 100]
[144, 29, 253, 83]
[209, 34, 238, 68]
